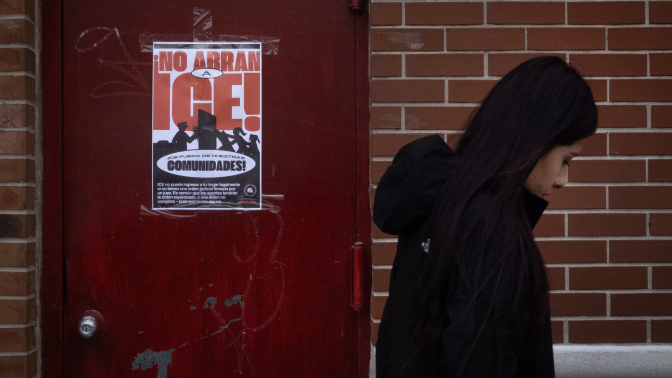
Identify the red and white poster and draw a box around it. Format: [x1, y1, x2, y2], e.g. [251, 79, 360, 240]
[152, 42, 262, 210]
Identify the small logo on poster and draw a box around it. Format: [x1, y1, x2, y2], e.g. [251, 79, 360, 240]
[244, 184, 257, 197]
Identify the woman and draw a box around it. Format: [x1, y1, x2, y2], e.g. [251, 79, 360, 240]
[373, 57, 597, 377]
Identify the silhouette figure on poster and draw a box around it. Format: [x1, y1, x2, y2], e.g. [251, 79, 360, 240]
[215, 129, 236, 152]
[232, 127, 250, 155]
[171, 122, 196, 151]
[247, 134, 260, 160]
[191, 110, 218, 150]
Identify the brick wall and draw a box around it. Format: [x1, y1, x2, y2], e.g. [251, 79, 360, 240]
[0, 0, 39, 376]
[369, 1, 672, 347]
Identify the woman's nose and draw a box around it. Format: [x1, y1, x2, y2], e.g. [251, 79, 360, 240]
[554, 166, 568, 189]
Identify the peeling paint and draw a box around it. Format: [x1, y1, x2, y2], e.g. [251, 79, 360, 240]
[131, 348, 174, 378]
[225, 294, 244, 308]
[189, 306, 196, 310]
[203, 297, 217, 309]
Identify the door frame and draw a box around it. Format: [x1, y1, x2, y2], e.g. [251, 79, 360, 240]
[40, 1, 371, 376]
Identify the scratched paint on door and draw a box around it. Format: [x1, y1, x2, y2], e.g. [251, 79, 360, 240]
[152, 42, 262, 210]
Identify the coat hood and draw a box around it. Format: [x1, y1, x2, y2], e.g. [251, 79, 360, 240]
[372, 134, 547, 236]
[373, 134, 457, 235]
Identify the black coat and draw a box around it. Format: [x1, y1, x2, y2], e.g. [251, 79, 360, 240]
[373, 135, 555, 378]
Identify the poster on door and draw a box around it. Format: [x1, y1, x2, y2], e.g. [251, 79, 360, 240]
[152, 42, 262, 210]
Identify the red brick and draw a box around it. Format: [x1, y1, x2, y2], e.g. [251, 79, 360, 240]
[568, 2, 645, 25]
[371, 106, 401, 129]
[609, 28, 672, 50]
[611, 79, 672, 102]
[650, 214, 672, 236]
[610, 133, 672, 155]
[0, 214, 35, 238]
[584, 79, 606, 102]
[611, 240, 672, 263]
[371, 295, 387, 319]
[372, 221, 394, 239]
[0, 76, 35, 101]
[371, 29, 444, 52]
[570, 54, 647, 77]
[0, 298, 35, 323]
[0, 48, 35, 73]
[0, 327, 35, 352]
[406, 3, 482, 26]
[406, 54, 483, 77]
[371, 321, 380, 345]
[652, 105, 672, 129]
[569, 321, 646, 343]
[651, 54, 672, 76]
[372, 268, 391, 292]
[0, 131, 34, 155]
[538, 240, 607, 264]
[612, 294, 672, 316]
[653, 266, 672, 289]
[570, 267, 647, 290]
[488, 2, 564, 25]
[581, 133, 607, 156]
[445, 28, 525, 51]
[0, 271, 34, 296]
[547, 267, 565, 290]
[596, 105, 647, 128]
[551, 321, 563, 344]
[0, 0, 35, 18]
[0, 186, 34, 210]
[650, 160, 672, 182]
[405, 106, 475, 130]
[0, 19, 34, 45]
[550, 293, 606, 316]
[546, 186, 606, 210]
[0, 159, 34, 182]
[371, 79, 444, 103]
[370, 3, 402, 26]
[488, 53, 565, 77]
[446, 133, 462, 150]
[568, 213, 646, 236]
[0, 352, 37, 378]
[610, 186, 672, 209]
[370, 54, 402, 77]
[448, 80, 498, 103]
[569, 160, 645, 183]
[652, 320, 672, 343]
[372, 242, 396, 265]
[0, 104, 34, 129]
[0, 243, 35, 267]
[528, 28, 605, 51]
[371, 160, 391, 185]
[533, 214, 564, 237]
[650, 2, 672, 24]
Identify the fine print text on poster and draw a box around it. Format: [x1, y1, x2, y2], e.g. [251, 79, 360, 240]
[152, 42, 262, 210]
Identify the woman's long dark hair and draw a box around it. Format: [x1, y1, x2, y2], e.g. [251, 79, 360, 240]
[409, 56, 597, 376]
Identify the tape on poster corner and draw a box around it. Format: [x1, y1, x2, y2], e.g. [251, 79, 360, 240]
[218, 34, 280, 55]
[140, 195, 283, 218]
[139, 33, 280, 55]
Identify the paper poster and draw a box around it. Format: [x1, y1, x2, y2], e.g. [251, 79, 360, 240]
[152, 42, 262, 210]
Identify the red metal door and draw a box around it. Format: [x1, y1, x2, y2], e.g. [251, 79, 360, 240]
[57, 1, 368, 376]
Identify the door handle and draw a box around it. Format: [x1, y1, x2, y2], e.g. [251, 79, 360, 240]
[77, 310, 105, 339]
[78, 316, 97, 338]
